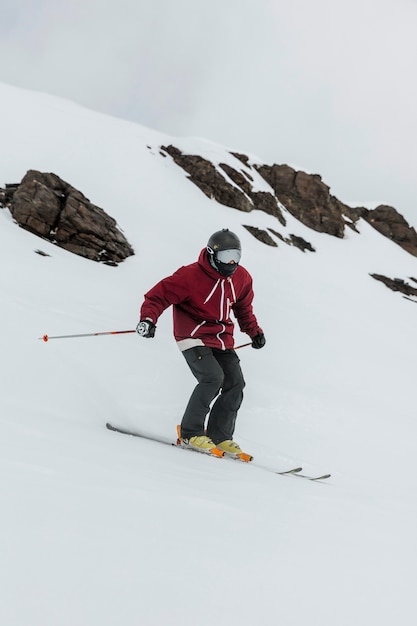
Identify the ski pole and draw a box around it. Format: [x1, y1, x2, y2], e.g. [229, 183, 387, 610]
[40, 333, 253, 347]
[40, 329, 136, 342]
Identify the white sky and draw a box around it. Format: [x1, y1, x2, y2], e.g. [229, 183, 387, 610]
[1, 0, 417, 219]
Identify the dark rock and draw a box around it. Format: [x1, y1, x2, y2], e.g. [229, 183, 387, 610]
[363, 205, 417, 257]
[161, 145, 253, 212]
[219, 163, 252, 195]
[268, 228, 315, 252]
[288, 234, 316, 252]
[0, 184, 18, 208]
[162, 146, 352, 243]
[230, 152, 250, 166]
[159, 146, 362, 241]
[251, 191, 286, 225]
[370, 274, 417, 297]
[160, 145, 286, 223]
[158, 144, 417, 259]
[255, 163, 349, 238]
[34, 249, 51, 257]
[4, 170, 134, 265]
[243, 225, 278, 246]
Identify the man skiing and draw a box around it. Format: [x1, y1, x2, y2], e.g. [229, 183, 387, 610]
[136, 229, 265, 458]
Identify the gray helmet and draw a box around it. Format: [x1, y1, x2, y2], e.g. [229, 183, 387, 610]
[207, 229, 241, 276]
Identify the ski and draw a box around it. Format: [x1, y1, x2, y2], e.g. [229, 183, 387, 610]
[106, 421, 175, 447]
[105, 422, 330, 480]
[276, 467, 303, 476]
[280, 469, 331, 481]
[106, 421, 224, 457]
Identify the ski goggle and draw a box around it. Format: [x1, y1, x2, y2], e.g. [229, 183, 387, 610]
[209, 248, 241, 264]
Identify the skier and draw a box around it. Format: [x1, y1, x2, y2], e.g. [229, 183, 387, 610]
[136, 229, 265, 457]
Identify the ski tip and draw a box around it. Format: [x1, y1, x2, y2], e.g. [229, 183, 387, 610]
[310, 474, 331, 481]
[276, 466, 303, 475]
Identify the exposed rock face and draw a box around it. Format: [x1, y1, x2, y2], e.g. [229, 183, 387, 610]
[255, 164, 351, 238]
[160, 144, 417, 259]
[371, 274, 417, 298]
[161, 145, 252, 211]
[0, 170, 134, 265]
[160, 145, 286, 225]
[268, 228, 316, 252]
[362, 205, 417, 257]
[242, 226, 278, 246]
[2, 147, 415, 274]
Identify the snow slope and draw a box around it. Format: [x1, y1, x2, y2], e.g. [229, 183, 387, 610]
[1, 82, 417, 626]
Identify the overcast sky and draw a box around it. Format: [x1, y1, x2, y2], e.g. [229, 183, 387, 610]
[1, 0, 417, 219]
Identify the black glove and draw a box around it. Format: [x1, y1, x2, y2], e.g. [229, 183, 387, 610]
[136, 320, 156, 338]
[251, 332, 266, 349]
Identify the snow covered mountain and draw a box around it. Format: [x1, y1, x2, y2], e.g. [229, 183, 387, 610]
[1, 81, 416, 626]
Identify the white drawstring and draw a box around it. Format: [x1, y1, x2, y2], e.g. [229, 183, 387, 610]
[203, 278, 221, 304]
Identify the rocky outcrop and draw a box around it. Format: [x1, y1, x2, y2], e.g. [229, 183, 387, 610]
[160, 144, 417, 259]
[242, 226, 278, 246]
[161, 145, 252, 211]
[159, 145, 348, 250]
[160, 145, 286, 224]
[268, 228, 316, 252]
[371, 274, 417, 298]
[3, 147, 415, 272]
[362, 205, 417, 257]
[242, 225, 316, 252]
[160, 145, 357, 238]
[255, 163, 356, 238]
[0, 170, 134, 265]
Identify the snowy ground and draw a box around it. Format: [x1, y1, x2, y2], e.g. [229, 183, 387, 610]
[1, 82, 417, 626]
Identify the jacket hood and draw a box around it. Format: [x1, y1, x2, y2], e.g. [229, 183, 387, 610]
[197, 248, 240, 278]
[197, 248, 220, 278]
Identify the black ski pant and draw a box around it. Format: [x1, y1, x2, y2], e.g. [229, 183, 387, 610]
[180, 346, 245, 444]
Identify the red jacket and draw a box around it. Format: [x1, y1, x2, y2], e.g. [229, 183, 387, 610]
[140, 249, 263, 350]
